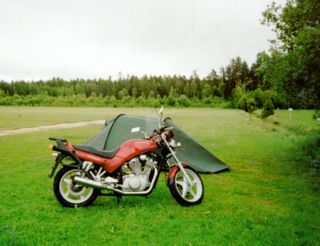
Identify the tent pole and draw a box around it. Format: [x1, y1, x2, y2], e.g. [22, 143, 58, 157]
[103, 114, 125, 150]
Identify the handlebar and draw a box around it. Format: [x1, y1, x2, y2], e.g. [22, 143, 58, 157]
[49, 137, 67, 142]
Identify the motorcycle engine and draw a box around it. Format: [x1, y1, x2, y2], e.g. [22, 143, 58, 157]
[121, 155, 156, 192]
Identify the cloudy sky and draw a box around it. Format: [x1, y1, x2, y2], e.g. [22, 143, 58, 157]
[0, 0, 282, 81]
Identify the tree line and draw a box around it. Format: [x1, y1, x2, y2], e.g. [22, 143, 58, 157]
[0, 0, 319, 115]
[0, 58, 278, 114]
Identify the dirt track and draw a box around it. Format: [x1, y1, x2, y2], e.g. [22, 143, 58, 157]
[0, 120, 105, 137]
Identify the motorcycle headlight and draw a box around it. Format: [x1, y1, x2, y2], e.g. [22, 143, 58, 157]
[165, 129, 174, 141]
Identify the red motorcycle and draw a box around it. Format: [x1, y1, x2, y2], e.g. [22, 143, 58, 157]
[48, 108, 204, 207]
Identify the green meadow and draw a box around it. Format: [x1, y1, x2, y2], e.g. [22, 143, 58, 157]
[0, 107, 319, 245]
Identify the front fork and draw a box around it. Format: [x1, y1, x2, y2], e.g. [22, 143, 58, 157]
[161, 134, 192, 186]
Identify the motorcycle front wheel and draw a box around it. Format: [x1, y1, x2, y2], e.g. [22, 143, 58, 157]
[53, 166, 98, 207]
[168, 167, 204, 206]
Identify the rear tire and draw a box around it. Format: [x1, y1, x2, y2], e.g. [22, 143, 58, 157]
[53, 166, 98, 207]
[168, 167, 204, 206]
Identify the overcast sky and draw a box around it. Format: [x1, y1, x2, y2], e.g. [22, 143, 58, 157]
[0, 0, 282, 81]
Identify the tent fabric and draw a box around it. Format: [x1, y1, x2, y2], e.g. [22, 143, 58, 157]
[85, 114, 229, 173]
[85, 121, 112, 150]
[85, 115, 160, 150]
[164, 118, 229, 173]
[105, 115, 159, 150]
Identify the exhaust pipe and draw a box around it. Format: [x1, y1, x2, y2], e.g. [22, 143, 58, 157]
[74, 176, 107, 190]
[73, 168, 158, 195]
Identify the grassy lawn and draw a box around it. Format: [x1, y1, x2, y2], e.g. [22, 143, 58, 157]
[0, 106, 153, 129]
[0, 107, 319, 245]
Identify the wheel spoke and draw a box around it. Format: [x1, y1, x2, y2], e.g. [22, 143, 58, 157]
[189, 188, 196, 198]
[64, 189, 71, 197]
[63, 178, 72, 185]
[176, 179, 188, 198]
[176, 180, 185, 187]
[181, 185, 187, 198]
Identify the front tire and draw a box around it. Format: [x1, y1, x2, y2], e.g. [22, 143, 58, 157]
[53, 166, 98, 207]
[168, 167, 204, 206]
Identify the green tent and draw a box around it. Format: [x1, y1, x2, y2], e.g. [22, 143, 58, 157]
[85, 114, 229, 173]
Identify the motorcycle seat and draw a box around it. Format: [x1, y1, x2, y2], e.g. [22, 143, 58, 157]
[73, 145, 119, 159]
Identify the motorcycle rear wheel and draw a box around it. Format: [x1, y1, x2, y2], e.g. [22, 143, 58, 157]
[53, 166, 98, 207]
[169, 167, 204, 206]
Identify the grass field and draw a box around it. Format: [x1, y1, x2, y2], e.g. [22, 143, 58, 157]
[0, 106, 154, 129]
[0, 107, 319, 245]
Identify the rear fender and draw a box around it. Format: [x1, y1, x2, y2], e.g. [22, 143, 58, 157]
[48, 153, 64, 178]
[48, 153, 80, 178]
[50, 140, 82, 166]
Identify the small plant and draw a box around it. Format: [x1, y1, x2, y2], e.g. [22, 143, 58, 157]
[177, 95, 191, 107]
[261, 98, 274, 119]
[232, 84, 256, 119]
[313, 110, 320, 120]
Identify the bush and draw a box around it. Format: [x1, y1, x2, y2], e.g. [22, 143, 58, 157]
[313, 110, 320, 120]
[177, 95, 191, 107]
[148, 97, 161, 108]
[0, 89, 5, 97]
[250, 88, 264, 108]
[232, 85, 246, 108]
[0, 94, 233, 108]
[232, 85, 256, 113]
[261, 98, 274, 119]
[239, 94, 256, 113]
[301, 130, 320, 164]
[164, 96, 177, 106]
[210, 96, 232, 108]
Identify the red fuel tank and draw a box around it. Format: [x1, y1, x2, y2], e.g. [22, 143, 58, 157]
[103, 139, 158, 173]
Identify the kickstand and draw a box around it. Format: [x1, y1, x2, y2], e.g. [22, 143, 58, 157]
[116, 194, 122, 204]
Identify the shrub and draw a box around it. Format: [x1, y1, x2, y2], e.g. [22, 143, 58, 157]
[313, 110, 320, 120]
[177, 95, 191, 107]
[239, 94, 256, 113]
[164, 96, 177, 106]
[0, 89, 5, 97]
[232, 85, 246, 108]
[0, 94, 233, 108]
[250, 88, 264, 108]
[232, 85, 256, 113]
[261, 98, 274, 119]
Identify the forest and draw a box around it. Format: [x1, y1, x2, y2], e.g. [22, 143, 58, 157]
[0, 0, 319, 115]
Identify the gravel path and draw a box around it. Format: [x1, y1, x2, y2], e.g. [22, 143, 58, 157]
[0, 120, 105, 137]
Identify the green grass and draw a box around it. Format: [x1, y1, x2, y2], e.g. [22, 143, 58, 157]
[0, 107, 319, 245]
[0, 106, 154, 129]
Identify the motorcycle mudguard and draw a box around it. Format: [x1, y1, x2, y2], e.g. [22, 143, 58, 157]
[167, 163, 191, 187]
[48, 153, 64, 178]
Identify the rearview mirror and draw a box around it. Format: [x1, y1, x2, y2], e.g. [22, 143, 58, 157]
[158, 106, 164, 116]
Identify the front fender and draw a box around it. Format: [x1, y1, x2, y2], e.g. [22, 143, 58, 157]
[167, 163, 191, 187]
